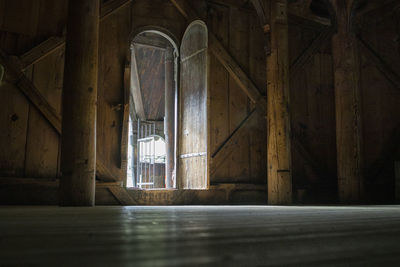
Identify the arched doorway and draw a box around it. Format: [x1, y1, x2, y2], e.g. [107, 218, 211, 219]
[127, 21, 209, 190]
[127, 28, 179, 189]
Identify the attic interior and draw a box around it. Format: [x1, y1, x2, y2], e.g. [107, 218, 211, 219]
[1, 0, 400, 265]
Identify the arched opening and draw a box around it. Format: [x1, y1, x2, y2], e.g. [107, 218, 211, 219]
[127, 28, 179, 189]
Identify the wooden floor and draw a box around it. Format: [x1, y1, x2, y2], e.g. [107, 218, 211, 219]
[1, 206, 400, 266]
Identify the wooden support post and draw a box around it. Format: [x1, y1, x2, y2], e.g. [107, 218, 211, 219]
[60, 0, 99, 206]
[164, 47, 175, 188]
[267, 0, 292, 204]
[331, 0, 364, 203]
[395, 160, 400, 203]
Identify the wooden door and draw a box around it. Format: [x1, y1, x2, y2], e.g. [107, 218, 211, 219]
[178, 21, 209, 189]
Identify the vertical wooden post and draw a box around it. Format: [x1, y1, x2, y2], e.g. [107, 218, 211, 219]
[395, 161, 400, 203]
[267, 0, 292, 204]
[164, 47, 175, 188]
[331, 0, 364, 203]
[60, 0, 99, 206]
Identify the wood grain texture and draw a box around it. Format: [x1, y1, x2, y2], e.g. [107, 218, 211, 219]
[178, 21, 209, 189]
[267, 0, 292, 204]
[331, 1, 364, 203]
[60, 0, 99, 206]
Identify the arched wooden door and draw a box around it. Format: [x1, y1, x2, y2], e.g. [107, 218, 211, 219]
[178, 21, 209, 189]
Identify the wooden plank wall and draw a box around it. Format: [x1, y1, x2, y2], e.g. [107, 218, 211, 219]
[0, 0, 68, 179]
[288, 19, 337, 203]
[0, 0, 399, 204]
[358, 6, 400, 203]
[97, 1, 131, 181]
[207, 2, 267, 185]
[0, 0, 186, 183]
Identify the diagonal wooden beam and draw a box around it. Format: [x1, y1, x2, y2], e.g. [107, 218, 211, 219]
[15, 0, 132, 71]
[209, 34, 267, 112]
[358, 36, 400, 90]
[290, 26, 334, 76]
[0, 48, 62, 133]
[0, 48, 118, 182]
[288, 0, 331, 27]
[108, 186, 136, 205]
[355, 0, 399, 18]
[170, 0, 267, 113]
[19, 36, 66, 71]
[250, 0, 268, 26]
[210, 109, 257, 175]
[169, 0, 198, 21]
[292, 137, 335, 183]
[130, 45, 146, 120]
[100, 0, 133, 21]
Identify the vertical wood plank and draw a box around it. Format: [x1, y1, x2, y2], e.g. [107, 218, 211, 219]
[208, 3, 230, 182]
[228, 7, 250, 182]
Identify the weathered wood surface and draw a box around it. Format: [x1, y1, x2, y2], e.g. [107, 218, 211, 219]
[0, 178, 267, 205]
[165, 47, 175, 188]
[120, 61, 130, 186]
[358, 3, 400, 202]
[267, 0, 292, 204]
[0, 0, 134, 183]
[19, 36, 66, 71]
[290, 26, 334, 76]
[331, 0, 364, 203]
[59, 0, 99, 206]
[2, 206, 400, 265]
[130, 46, 146, 120]
[178, 21, 209, 189]
[357, 36, 400, 90]
[173, 0, 267, 185]
[396, 161, 400, 203]
[134, 45, 165, 121]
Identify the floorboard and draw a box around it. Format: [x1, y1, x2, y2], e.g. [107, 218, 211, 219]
[1, 206, 400, 266]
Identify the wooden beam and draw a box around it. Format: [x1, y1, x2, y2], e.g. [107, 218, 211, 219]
[292, 138, 334, 183]
[19, 36, 66, 71]
[290, 26, 334, 76]
[96, 159, 118, 182]
[0, 48, 118, 183]
[100, 0, 133, 21]
[13, 0, 132, 71]
[170, 0, 267, 113]
[331, 0, 364, 203]
[120, 61, 131, 186]
[209, 34, 267, 112]
[396, 160, 400, 203]
[0, 48, 62, 133]
[355, 0, 399, 18]
[288, 0, 331, 26]
[59, 0, 100, 206]
[358, 36, 400, 90]
[209, 0, 251, 10]
[288, 13, 329, 30]
[267, 0, 292, 205]
[210, 109, 258, 175]
[250, 0, 268, 26]
[165, 47, 175, 188]
[169, 0, 198, 21]
[130, 46, 146, 120]
[108, 186, 136, 205]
